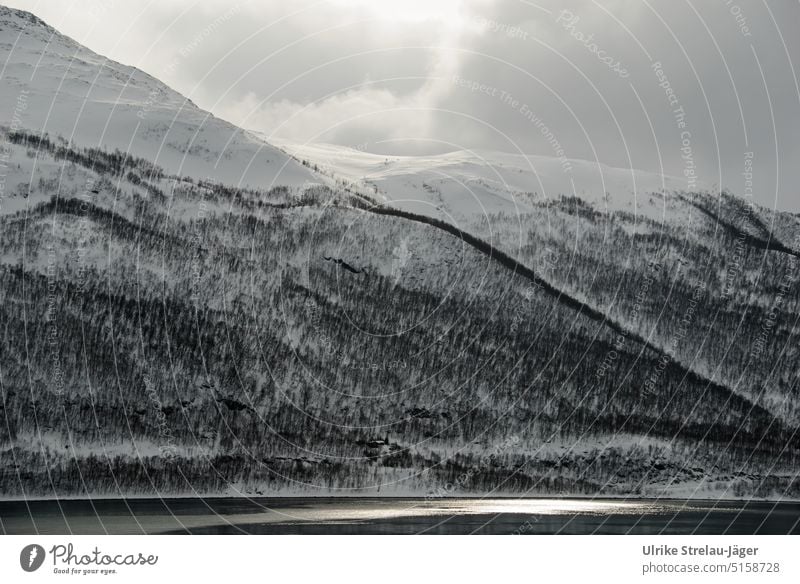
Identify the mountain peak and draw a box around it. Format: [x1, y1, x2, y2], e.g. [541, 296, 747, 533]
[0, 4, 51, 29]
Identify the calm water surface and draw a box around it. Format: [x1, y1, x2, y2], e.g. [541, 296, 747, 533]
[1, 498, 798, 535]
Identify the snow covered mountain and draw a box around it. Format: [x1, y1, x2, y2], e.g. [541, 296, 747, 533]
[0, 5, 316, 189]
[1, 5, 799, 500]
[277, 141, 697, 223]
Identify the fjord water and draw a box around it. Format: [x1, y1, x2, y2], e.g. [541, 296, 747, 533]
[1, 499, 798, 535]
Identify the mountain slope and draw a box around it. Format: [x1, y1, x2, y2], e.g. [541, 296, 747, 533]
[286, 142, 800, 427]
[0, 5, 316, 189]
[2, 133, 797, 500]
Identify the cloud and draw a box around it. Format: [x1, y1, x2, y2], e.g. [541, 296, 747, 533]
[218, 86, 434, 146]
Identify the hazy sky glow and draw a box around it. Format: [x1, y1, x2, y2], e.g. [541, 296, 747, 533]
[5, 0, 800, 210]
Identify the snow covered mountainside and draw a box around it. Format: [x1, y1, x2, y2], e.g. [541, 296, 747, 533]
[1, 6, 800, 500]
[277, 141, 695, 222]
[0, 5, 316, 189]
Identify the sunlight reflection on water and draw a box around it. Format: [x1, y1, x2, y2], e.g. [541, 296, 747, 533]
[293, 498, 671, 522]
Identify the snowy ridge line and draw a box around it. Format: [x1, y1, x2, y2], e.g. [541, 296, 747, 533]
[350, 197, 785, 433]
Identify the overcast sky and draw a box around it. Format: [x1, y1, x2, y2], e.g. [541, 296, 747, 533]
[6, 0, 800, 211]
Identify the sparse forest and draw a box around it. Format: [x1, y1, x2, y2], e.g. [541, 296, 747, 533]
[1, 130, 798, 499]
